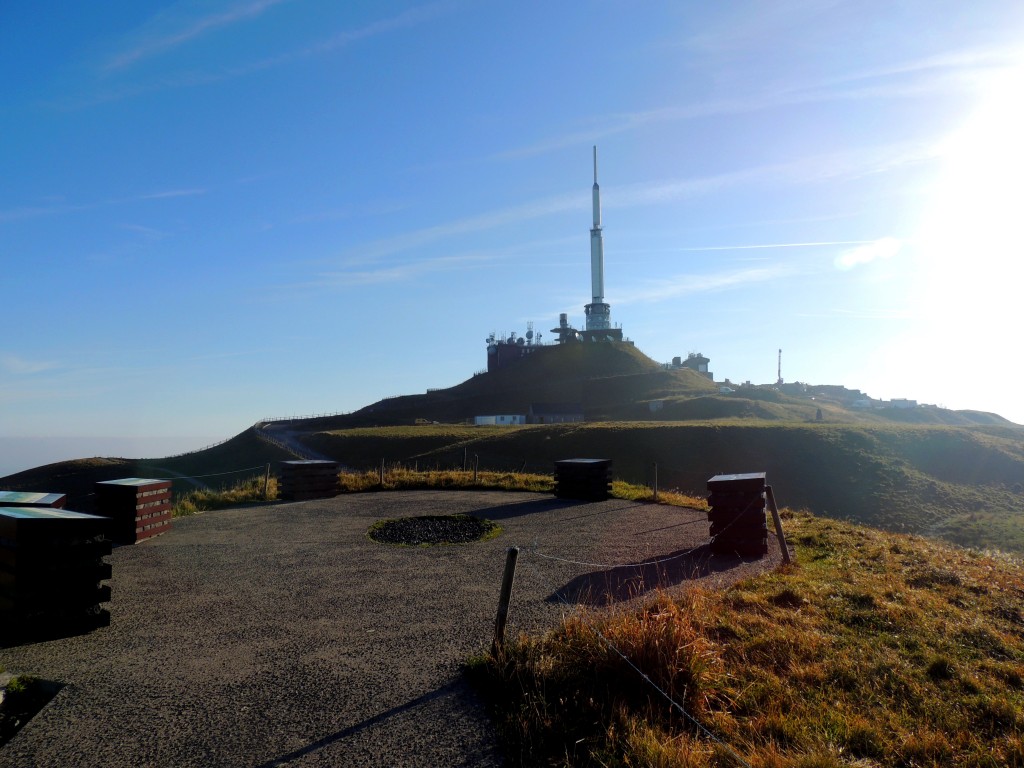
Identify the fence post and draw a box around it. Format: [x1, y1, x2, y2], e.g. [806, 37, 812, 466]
[473, 454, 479, 484]
[263, 463, 271, 499]
[463, 447, 467, 472]
[653, 463, 658, 502]
[765, 485, 792, 564]
[492, 547, 519, 656]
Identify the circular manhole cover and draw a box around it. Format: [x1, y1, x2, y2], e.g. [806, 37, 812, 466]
[368, 514, 500, 546]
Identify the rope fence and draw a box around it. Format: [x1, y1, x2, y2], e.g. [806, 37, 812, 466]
[360, 455, 720, 510]
[257, 411, 351, 425]
[162, 435, 235, 459]
[576, 608, 753, 768]
[78, 463, 273, 499]
[527, 539, 709, 571]
[143, 465, 268, 482]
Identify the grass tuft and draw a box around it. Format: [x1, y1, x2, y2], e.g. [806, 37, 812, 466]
[172, 475, 278, 516]
[0, 675, 52, 748]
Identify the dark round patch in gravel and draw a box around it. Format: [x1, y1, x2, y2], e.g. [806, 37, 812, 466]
[368, 514, 500, 546]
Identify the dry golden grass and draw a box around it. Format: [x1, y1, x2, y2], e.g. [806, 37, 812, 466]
[337, 466, 555, 493]
[470, 510, 1024, 767]
[611, 480, 709, 510]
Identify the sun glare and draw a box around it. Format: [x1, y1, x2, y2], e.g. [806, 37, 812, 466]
[913, 65, 1024, 345]
[862, 64, 1024, 417]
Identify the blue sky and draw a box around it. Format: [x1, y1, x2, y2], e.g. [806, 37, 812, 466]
[3, 1, 1024, 474]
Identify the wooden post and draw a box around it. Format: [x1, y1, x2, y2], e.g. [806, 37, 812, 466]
[414, 459, 418, 473]
[463, 447, 468, 472]
[765, 485, 792, 564]
[653, 463, 658, 502]
[263, 463, 271, 498]
[473, 454, 479, 484]
[492, 547, 519, 656]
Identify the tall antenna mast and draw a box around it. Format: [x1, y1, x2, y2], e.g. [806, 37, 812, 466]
[777, 348, 783, 386]
[585, 145, 610, 331]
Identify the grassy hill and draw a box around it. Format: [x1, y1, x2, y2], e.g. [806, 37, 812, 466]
[323, 342, 720, 426]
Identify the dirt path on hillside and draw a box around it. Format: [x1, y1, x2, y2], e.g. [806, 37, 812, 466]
[0, 491, 782, 767]
[255, 423, 335, 462]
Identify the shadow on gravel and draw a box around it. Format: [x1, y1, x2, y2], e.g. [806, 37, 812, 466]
[252, 679, 468, 768]
[548, 545, 763, 606]
[557, 499, 641, 523]
[471, 497, 586, 521]
[0, 677, 64, 748]
[628, 514, 709, 537]
[1, 620, 107, 649]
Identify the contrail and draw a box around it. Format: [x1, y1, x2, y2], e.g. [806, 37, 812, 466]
[664, 239, 886, 252]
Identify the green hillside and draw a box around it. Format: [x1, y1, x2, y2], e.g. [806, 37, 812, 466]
[0, 428, 294, 513]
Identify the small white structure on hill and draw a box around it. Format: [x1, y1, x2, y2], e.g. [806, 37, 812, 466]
[474, 415, 526, 426]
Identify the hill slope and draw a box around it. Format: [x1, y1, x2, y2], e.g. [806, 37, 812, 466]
[0, 428, 295, 513]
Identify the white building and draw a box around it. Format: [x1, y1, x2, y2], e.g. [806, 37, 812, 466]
[474, 415, 526, 426]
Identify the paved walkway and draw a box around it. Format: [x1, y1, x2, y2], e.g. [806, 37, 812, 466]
[0, 491, 781, 767]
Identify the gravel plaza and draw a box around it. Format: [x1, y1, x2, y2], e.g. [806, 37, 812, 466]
[0, 490, 781, 767]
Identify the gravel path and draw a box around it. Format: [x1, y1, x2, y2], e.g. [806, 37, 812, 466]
[255, 424, 333, 462]
[0, 491, 782, 767]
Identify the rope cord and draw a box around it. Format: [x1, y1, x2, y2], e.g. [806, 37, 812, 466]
[77, 465, 271, 495]
[146, 465, 267, 481]
[526, 495, 760, 570]
[585, 617, 753, 768]
[528, 540, 706, 570]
